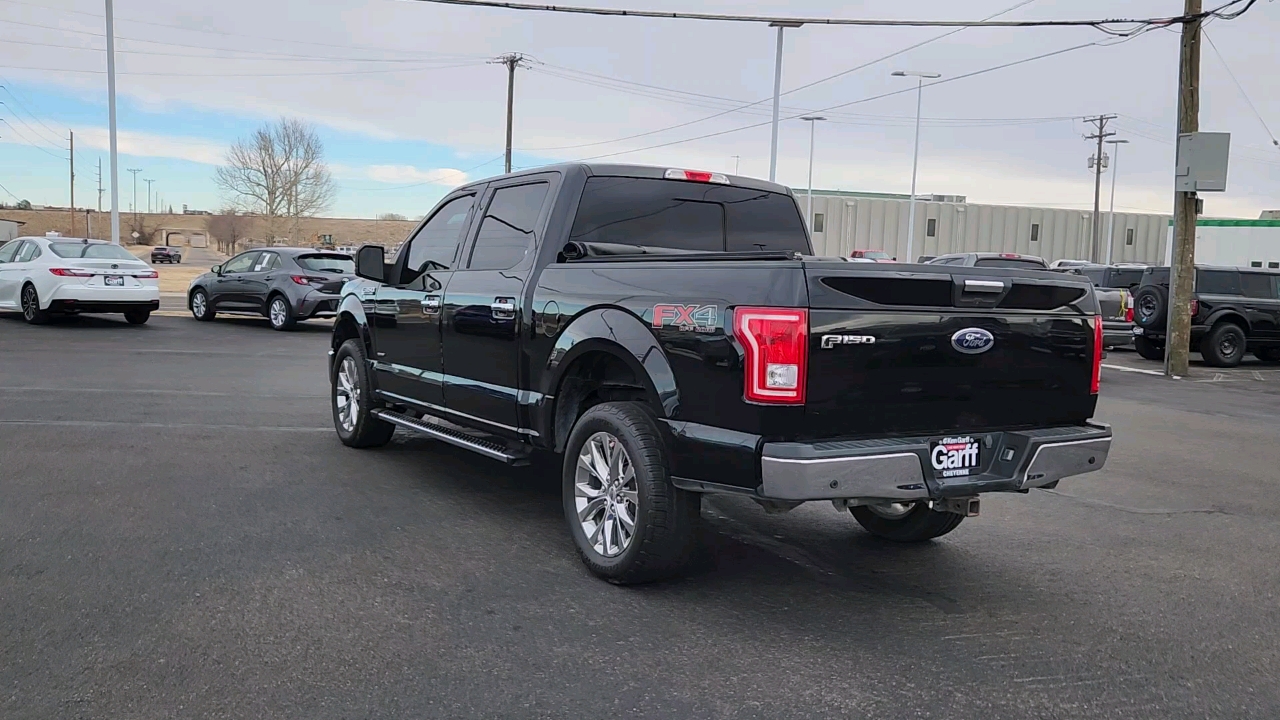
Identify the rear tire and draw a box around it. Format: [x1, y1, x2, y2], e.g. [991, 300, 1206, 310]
[332, 338, 395, 448]
[1133, 335, 1165, 362]
[268, 295, 296, 331]
[1201, 322, 1246, 368]
[124, 311, 150, 325]
[20, 284, 51, 325]
[563, 402, 701, 584]
[850, 501, 965, 543]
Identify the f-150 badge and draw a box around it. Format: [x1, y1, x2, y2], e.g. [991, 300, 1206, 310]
[652, 304, 717, 333]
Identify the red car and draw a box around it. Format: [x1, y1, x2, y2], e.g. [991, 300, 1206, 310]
[849, 250, 896, 262]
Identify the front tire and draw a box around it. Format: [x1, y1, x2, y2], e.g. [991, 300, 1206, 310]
[20, 284, 51, 325]
[1201, 322, 1246, 368]
[563, 402, 701, 584]
[268, 295, 296, 331]
[1133, 334, 1165, 361]
[190, 289, 215, 321]
[850, 501, 965, 542]
[124, 310, 150, 325]
[332, 338, 394, 448]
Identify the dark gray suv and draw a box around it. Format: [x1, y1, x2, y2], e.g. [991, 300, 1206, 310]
[187, 248, 354, 330]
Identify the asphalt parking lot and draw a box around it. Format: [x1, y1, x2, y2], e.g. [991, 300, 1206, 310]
[4, 314, 1280, 719]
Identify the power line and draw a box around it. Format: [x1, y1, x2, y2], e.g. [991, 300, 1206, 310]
[570, 32, 1152, 163]
[0, 101, 66, 148]
[407, 0, 1255, 34]
[0, 118, 67, 158]
[0, 82, 66, 143]
[0, 36, 489, 64]
[0, 179, 20, 202]
[1202, 29, 1278, 149]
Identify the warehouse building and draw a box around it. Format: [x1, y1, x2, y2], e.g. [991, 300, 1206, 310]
[799, 190, 1170, 265]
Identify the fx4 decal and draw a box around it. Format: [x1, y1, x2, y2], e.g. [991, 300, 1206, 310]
[652, 304, 718, 333]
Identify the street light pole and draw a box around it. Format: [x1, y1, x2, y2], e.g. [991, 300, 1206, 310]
[144, 178, 154, 214]
[105, 0, 120, 244]
[892, 70, 941, 264]
[768, 22, 802, 183]
[800, 116, 826, 230]
[1104, 139, 1129, 264]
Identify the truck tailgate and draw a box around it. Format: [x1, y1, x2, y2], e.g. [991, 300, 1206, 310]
[804, 262, 1099, 438]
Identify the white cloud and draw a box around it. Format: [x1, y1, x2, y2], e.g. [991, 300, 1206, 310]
[363, 165, 469, 186]
[73, 128, 226, 166]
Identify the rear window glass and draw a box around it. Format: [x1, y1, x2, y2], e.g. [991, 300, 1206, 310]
[1240, 272, 1277, 299]
[296, 255, 355, 273]
[49, 242, 137, 260]
[1196, 269, 1240, 295]
[1104, 268, 1144, 288]
[568, 177, 810, 254]
[974, 258, 1047, 270]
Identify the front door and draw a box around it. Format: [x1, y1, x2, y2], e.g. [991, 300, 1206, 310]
[1240, 271, 1280, 340]
[241, 251, 282, 312]
[371, 192, 479, 408]
[211, 251, 260, 309]
[441, 179, 552, 435]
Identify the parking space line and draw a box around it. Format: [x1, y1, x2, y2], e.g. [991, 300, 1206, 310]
[0, 419, 331, 432]
[1101, 363, 1165, 376]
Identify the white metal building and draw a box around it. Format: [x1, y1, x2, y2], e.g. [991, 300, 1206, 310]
[799, 190, 1170, 265]
[1163, 218, 1280, 268]
[0, 218, 23, 244]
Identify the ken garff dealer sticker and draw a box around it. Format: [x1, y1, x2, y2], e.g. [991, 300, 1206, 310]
[951, 327, 995, 355]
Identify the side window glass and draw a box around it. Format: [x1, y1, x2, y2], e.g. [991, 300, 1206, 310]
[16, 242, 39, 262]
[406, 194, 476, 274]
[0, 241, 20, 263]
[468, 182, 550, 271]
[253, 253, 276, 272]
[1196, 270, 1239, 295]
[1240, 273, 1274, 299]
[222, 252, 258, 274]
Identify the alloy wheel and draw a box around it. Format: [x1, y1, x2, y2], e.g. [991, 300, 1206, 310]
[191, 292, 207, 318]
[270, 298, 288, 328]
[865, 501, 919, 520]
[574, 431, 639, 558]
[334, 356, 360, 432]
[21, 286, 36, 321]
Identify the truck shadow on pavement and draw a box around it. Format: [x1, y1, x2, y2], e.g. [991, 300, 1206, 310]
[369, 434, 1046, 618]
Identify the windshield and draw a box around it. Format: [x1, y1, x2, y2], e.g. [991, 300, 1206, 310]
[296, 255, 355, 274]
[49, 243, 139, 260]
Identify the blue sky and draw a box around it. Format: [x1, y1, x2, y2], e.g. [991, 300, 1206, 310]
[2, 0, 1278, 220]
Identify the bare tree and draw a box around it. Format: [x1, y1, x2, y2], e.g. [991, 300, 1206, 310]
[377, 212, 407, 221]
[214, 118, 335, 240]
[208, 209, 249, 254]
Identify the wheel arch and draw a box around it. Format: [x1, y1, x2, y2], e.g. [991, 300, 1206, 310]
[1206, 309, 1250, 333]
[331, 294, 373, 370]
[541, 307, 679, 453]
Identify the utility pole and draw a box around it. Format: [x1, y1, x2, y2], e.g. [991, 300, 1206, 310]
[96, 157, 103, 212]
[491, 53, 528, 174]
[731, 155, 741, 175]
[127, 168, 141, 219]
[1104, 138, 1129, 263]
[69, 130, 75, 236]
[144, 178, 154, 214]
[767, 22, 802, 182]
[1167, 0, 1203, 378]
[106, 0, 120, 244]
[1083, 114, 1116, 264]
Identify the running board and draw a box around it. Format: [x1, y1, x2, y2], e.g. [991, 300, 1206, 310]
[371, 409, 531, 466]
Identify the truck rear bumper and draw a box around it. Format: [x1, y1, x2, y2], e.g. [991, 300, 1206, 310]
[758, 423, 1112, 502]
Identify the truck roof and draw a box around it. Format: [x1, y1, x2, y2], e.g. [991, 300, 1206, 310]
[463, 163, 796, 197]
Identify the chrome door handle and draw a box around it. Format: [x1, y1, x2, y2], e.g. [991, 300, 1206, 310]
[491, 299, 516, 319]
[421, 295, 441, 314]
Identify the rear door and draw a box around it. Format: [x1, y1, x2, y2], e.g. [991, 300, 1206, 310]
[1239, 271, 1279, 340]
[441, 177, 554, 434]
[372, 191, 479, 408]
[803, 262, 1099, 438]
[242, 251, 280, 311]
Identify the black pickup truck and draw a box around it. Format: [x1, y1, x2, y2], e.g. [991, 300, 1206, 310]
[329, 164, 1112, 583]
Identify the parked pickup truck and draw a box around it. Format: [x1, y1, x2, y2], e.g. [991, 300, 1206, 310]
[329, 164, 1112, 584]
[1055, 264, 1145, 348]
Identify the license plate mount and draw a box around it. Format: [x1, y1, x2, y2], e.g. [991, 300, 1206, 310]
[929, 436, 981, 479]
[105, 275, 124, 287]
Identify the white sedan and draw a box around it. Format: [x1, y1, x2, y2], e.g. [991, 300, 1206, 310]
[0, 236, 160, 324]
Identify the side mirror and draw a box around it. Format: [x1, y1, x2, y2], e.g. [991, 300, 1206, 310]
[211, 264, 222, 275]
[356, 244, 387, 283]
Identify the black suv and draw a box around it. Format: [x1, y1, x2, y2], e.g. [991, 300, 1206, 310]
[1131, 265, 1280, 366]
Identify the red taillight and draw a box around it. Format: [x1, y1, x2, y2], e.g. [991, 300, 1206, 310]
[1091, 315, 1103, 394]
[1125, 306, 1134, 323]
[999, 253, 1021, 259]
[664, 168, 730, 184]
[291, 275, 311, 285]
[1123, 290, 1134, 323]
[136, 270, 158, 279]
[49, 268, 94, 277]
[733, 307, 808, 405]
[1190, 299, 1199, 317]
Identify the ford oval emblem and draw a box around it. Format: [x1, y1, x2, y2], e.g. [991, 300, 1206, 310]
[951, 328, 995, 355]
